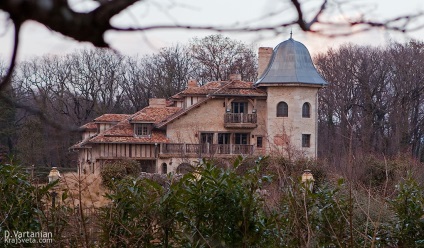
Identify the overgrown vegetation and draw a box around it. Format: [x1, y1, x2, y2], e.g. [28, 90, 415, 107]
[2, 155, 423, 247]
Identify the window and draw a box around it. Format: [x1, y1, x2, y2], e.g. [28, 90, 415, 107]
[200, 133, 214, 144]
[277, 102, 288, 117]
[218, 133, 230, 144]
[135, 123, 151, 136]
[302, 134, 311, 148]
[232, 102, 247, 113]
[302, 102, 311, 118]
[235, 133, 249, 145]
[162, 163, 167, 174]
[257, 136, 263, 148]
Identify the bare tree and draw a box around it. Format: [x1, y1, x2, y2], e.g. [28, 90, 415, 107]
[316, 41, 424, 162]
[2, 0, 424, 91]
[145, 45, 194, 98]
[189, 35, 257, 83]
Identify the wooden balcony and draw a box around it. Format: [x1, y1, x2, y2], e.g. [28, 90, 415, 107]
[160, 143, 253, 157]
[224, 113, 257, 128]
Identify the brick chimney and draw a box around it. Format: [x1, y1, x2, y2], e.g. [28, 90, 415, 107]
[258, 47, 273, 78]
[149, 98, 167, 107]
[187, 79, 198, 88]
[229, 74, 242, 81]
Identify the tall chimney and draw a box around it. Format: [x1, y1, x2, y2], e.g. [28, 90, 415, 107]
[229, 74, 242, 81]
[258, 47, 273, 78]
[187, 79, 198, 88]
[149, 98, 167, 107]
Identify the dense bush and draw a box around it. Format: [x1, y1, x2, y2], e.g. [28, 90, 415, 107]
[2, 156, 424, 247]
[100, 157, 273, 247]
[100, 159, 141, 189]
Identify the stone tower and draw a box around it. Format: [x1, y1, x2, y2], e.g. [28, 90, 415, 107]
[255, 37, 328, 158]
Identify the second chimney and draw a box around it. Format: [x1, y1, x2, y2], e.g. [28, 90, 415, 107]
[258, 47, 273, 78]
[187, 79, 198, 88]
[149, 98, 167, 107]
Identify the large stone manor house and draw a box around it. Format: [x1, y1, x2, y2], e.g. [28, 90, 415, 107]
[71, 37, 328, 174]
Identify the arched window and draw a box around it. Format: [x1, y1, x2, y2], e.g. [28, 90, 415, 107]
[277, 102, 288, 117]
[302, 102, 311, 118]
[162, 163, 167, 174]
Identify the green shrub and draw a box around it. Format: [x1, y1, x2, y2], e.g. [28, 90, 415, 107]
[0, 162, 55, 240]
[100, 159, 141, 189]
[99, 156, 275, 247]
[389, 174, 424, 247]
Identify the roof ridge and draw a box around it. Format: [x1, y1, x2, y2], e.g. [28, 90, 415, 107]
[156, 97, 210, 128]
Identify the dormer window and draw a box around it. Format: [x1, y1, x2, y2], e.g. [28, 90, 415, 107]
[135, 123, 152, 136]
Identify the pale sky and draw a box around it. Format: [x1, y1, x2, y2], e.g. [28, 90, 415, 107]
[1, 0, 423, 62]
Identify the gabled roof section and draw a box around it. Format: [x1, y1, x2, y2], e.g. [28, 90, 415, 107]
[70, 139, 91, 150]
[94, 114, 131, 123]
[159, 79, 267, 127]
[211, 81, 267, 97]
[130, 106, 181, 123]
[89, 132, 169, 144]
[79, 122, 97, 131]
[89, 119, 169, 144]
[255, 38, 328, 86]
[170, 81, 225, 99]
[156, 98, 210, 128]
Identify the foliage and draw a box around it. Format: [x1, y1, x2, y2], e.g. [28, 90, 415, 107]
[0, 162, 52, 237]
[100, 159, 141, 189]
[2, 157, 424, 247]
[388, 174, 424, 247]
[276, 177, 352, 247]
[100, 156, 273, 247]
[100, 178, 164, 247]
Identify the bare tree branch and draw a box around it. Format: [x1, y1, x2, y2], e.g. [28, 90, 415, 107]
[0, 0, 140, 47]
[0, 20, 20, 92]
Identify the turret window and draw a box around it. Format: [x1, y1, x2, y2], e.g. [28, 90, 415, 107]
[277, 102, 288, 117]
[302, 102, 311, 118]
[302, 134, 311, 147]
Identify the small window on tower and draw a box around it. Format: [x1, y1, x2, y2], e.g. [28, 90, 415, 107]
[277, 101, 288, 117]
[302, 102, 311, 118]
[302, 134, 311, 148]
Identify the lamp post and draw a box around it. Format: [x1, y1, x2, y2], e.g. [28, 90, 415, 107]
[301, 169, 314, 192]
[48, 167, 61, 208]
[301, 169, 314, 247]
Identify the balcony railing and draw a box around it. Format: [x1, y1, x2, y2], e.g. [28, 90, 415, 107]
[224, 113, 257, 128]
[161, 143, 253, 156]
[224, 113, 257, 123]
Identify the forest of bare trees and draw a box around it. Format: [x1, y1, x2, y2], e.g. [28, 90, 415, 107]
[316, 40, 424, 163]
[0, 35, 258, 167]
[0, 34, 423, 167]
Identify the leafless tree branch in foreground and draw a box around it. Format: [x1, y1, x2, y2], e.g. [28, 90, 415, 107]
[0, 0, 423, 130]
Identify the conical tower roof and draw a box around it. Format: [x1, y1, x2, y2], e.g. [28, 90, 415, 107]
[255, 37, 328, 86]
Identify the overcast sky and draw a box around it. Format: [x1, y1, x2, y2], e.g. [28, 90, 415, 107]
[1, 0, 423, 62]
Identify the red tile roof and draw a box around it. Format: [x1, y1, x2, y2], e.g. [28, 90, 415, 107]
[79, 122, 97, 130]
[89, 132, 169, 144]
[72, 79, 267, 149]
[94, 114, 131, 122]
[171, 81, 226, 98]
[97, 119, 133, 137]
[130, 107, 181, 123]
[212, 81, 267, 96]
[87, 116, 171, 144]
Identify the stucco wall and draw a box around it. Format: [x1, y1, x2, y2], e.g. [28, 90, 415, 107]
[265, 86, 319, 158]
[166, 98, 267, 145]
